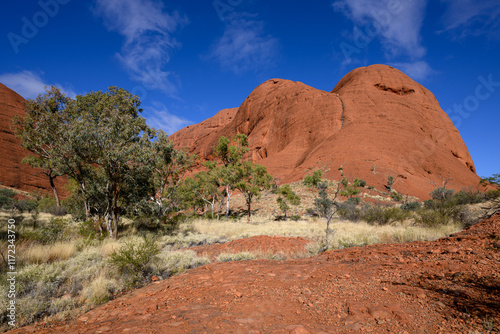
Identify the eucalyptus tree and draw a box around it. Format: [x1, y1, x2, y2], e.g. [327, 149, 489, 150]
[65, 86, 154, 238]
[235, 161, 273, 223]
[13, 86, 71, 207]
[276, 184, 301, 220]
[147, 129, 196, 218]
[213, 134, 249, 218]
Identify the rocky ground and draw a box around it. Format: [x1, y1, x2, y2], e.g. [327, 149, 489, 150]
[10, 213, 500, 333]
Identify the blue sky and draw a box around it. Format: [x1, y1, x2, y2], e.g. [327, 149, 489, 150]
[0, 0, 499, 177]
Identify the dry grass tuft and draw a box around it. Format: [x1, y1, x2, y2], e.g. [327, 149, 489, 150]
[19, 241, 77, 264]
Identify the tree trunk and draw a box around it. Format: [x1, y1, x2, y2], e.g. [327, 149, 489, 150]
[246, 194, 252, 223]
[225, 186, 231, 219]
[111, 188, 118, 239]
[48, 173, 61, 208]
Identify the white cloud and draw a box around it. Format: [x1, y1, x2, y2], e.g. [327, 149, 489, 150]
[143, 101, 192, 135]
[94, 0, 188, 95]
[390, 61, 435, 81]
[0, 71, 76, 99]
[333, 0, 427, 58]
[209, 14, 278, 74]
[440, 0, 500, 37]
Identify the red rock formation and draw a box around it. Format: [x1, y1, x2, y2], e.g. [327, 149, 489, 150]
[0, 83, 66, 196]
[172, 65, 480, 199]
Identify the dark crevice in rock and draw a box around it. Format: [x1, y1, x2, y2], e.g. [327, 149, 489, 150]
[374, 83, 415, 95]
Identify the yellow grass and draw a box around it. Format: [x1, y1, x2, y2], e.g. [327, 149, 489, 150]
[19, 241, 77, 264]
[100, 239, 121, 257]
[191, 217, 463, 251]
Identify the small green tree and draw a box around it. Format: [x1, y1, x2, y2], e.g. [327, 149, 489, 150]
[235, 161, 273, 223]
[147, 130, 196, 218]
[276, 184, 301, 220]
[304, 168, 363, 252]
[195, 162, 223, 219]
[213, 134, 249, 219]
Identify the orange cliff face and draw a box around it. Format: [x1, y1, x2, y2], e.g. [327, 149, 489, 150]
[0, 83, 67, 197]
[171, 64, 481, 200]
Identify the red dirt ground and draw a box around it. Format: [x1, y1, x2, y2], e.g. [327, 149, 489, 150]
[190, 235, 312, 260]
[11, 214, 500, 333]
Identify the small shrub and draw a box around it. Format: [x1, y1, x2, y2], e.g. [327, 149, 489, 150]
[290, 214, 302, 221]
[338, 201, 362, 221]
[453, 189, 486, 205]
[78, 219, 104, 240]
[486, 189, 500, 199]
[22, 218, 68, 244]
[401, 201, 421, 211]
[109, 236, 160, 285]
[415, 209, 450, 227]
[0, 188, 15, 209]
[361, 205, 411, 225]
[390, 192, 403, 202]
[80, 276, 118, 306]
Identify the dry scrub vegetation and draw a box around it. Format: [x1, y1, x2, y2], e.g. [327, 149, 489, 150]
[0, 186, 498, 332]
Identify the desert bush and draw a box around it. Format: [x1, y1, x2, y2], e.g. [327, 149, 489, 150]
[14, 199, 38, 213]
[217, 252, 257, 262]
[415, 209, 451, 228]
[337, 201, 362, 221]
[453, 189, 486, 205]
[486, 189, 500, 199]
[80, 275, 118, 306]
[390, 192, 403, 202]
[21, 218, 69, 244]
[109, 236, 160, 285]
[0, 188, 15, 209]
[401, 201, 421, 211]
[78, 219, 104, 240]
[361, 205, 411, 225]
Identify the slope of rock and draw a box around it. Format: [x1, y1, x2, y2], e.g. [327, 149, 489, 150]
[172, 65, 480, 199]
[0, 83, 65, 196]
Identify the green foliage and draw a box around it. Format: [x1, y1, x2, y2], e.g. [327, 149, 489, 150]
[78, 220, 103, 240]
[109, 236, 160, 285]
[401, 201, 421, 211]
[235, 161, 273, 222]
[362, 205, 411, 225]
[303, 170, 323, 189]
[480, 173, 500, 185]
[276, 184, 301, 219]
[430, 187, 455, 202]
[453, 189, 486, 205]
[415, 209, 451, 227]
[390, 191, 403, 202]
[22, 218, 68, 244]
[213, 134, 249, 166]
[386, 176, 395, 191]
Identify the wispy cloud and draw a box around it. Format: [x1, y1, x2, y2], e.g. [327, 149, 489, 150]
[333, 0, 428, 58]
[390, 61, 436, 81]
[0, 71, 76, 99]
[209, 14, 278, 74]
[143, 101, 192, 135]
[94, 0, 188, 95]
[440, 0, 500, 38]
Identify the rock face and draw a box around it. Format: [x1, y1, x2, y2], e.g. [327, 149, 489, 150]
[172, 65, 480, 199]
[0, 83, 66, 196]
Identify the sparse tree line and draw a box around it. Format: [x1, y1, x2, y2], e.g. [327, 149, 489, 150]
[11, 86, 500, 242]
[13, 86, 278, 238]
